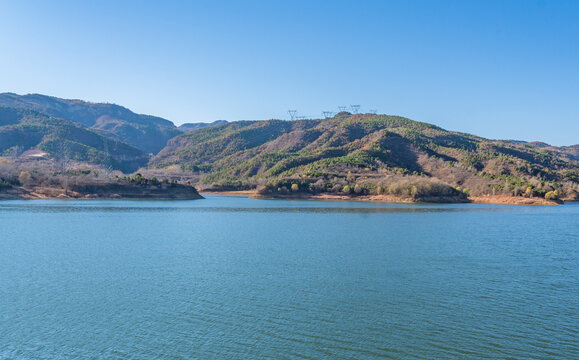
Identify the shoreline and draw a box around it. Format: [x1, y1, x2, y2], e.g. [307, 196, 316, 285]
[200, 189, 257, 195]
[2, 188, 567, 205]
[202, 190, 564, 206]
[0, 184, 204, 201]
[467, 195, 562, 206]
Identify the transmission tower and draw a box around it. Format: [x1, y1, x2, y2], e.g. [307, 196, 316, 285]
[288, 110, 297, 120]
[338, 106, 347, 112]
[350, 105, 360, 114]
[369, 109, 377, 114]
[322, 111, 334, 119]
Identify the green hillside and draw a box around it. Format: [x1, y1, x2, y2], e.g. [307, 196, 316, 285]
[0, 106, 149, 172]
[151, 112, 579, 200]
[0, 93, 181, 154]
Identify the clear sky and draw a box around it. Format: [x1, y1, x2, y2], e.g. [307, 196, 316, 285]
[1, 0, 577, 145]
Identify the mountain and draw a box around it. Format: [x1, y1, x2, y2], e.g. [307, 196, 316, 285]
[150, 112, 579, 199]
[561, 145, 579, 161]
[0, 93, 180, 154]
[178, 120, 228, 133]
[0, 106, 149, 172]
[1, 92, 577, 201]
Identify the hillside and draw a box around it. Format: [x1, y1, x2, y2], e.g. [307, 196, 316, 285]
[0, 106, 149, 172]
[178, 120, 228, 132]
[151, 112, 579, 201]
[0, 93, 180, 154]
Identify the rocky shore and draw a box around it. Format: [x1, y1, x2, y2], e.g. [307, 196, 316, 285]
[0, 182, 203, 200]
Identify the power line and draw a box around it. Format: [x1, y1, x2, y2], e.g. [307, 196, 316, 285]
[322, 111, 334, 119]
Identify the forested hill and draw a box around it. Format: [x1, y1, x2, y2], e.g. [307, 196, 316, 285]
[0, 93, 180, 154]
[151, 112, 579, 199]
[0, 106, 149, 172]
[1, 92, 577, 201]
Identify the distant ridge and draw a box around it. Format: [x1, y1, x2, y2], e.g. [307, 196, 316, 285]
[0, 93, 180, 154]
[0, 106, 148, 172]
[178, 120, 228, 133]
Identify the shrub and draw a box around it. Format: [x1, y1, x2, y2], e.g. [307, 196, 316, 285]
[18, 171, 31, 186]
[0, 178, 12, 189]
[524, 186, 534, 197]
[310, 179, 326, 192]
[545, 190, 559, 200]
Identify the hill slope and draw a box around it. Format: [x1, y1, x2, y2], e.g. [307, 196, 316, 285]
[0, 106, 149, 172]
[0, 93, 180, 154]
[151, 113, 579, 200]
[178, 120, 228, 132]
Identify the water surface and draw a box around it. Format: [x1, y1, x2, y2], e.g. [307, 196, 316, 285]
[1, 196, 577, 359]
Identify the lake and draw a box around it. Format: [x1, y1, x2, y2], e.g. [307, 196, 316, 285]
[0, 195, 577, 359]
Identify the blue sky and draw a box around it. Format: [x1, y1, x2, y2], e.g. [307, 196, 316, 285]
[1, 0, 577, 145]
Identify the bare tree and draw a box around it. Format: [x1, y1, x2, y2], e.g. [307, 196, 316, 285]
[57, 128, 72, 194]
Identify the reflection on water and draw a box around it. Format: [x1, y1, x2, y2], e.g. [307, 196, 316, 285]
[0, 195, 543, 214]
[0, 195, 577, 359]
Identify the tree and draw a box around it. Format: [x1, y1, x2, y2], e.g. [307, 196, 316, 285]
[524, 186, 533, 198]
[18, 171, 31, 187]
[11, 145, 23, 159]
[545, 190, 559, 201]
[410, 185, 418, 197]
[291, 183, 299, 192]
[310, 179, 325, 192]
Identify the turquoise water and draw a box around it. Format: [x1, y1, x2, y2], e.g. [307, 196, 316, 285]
[0, 195, 577, 359]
